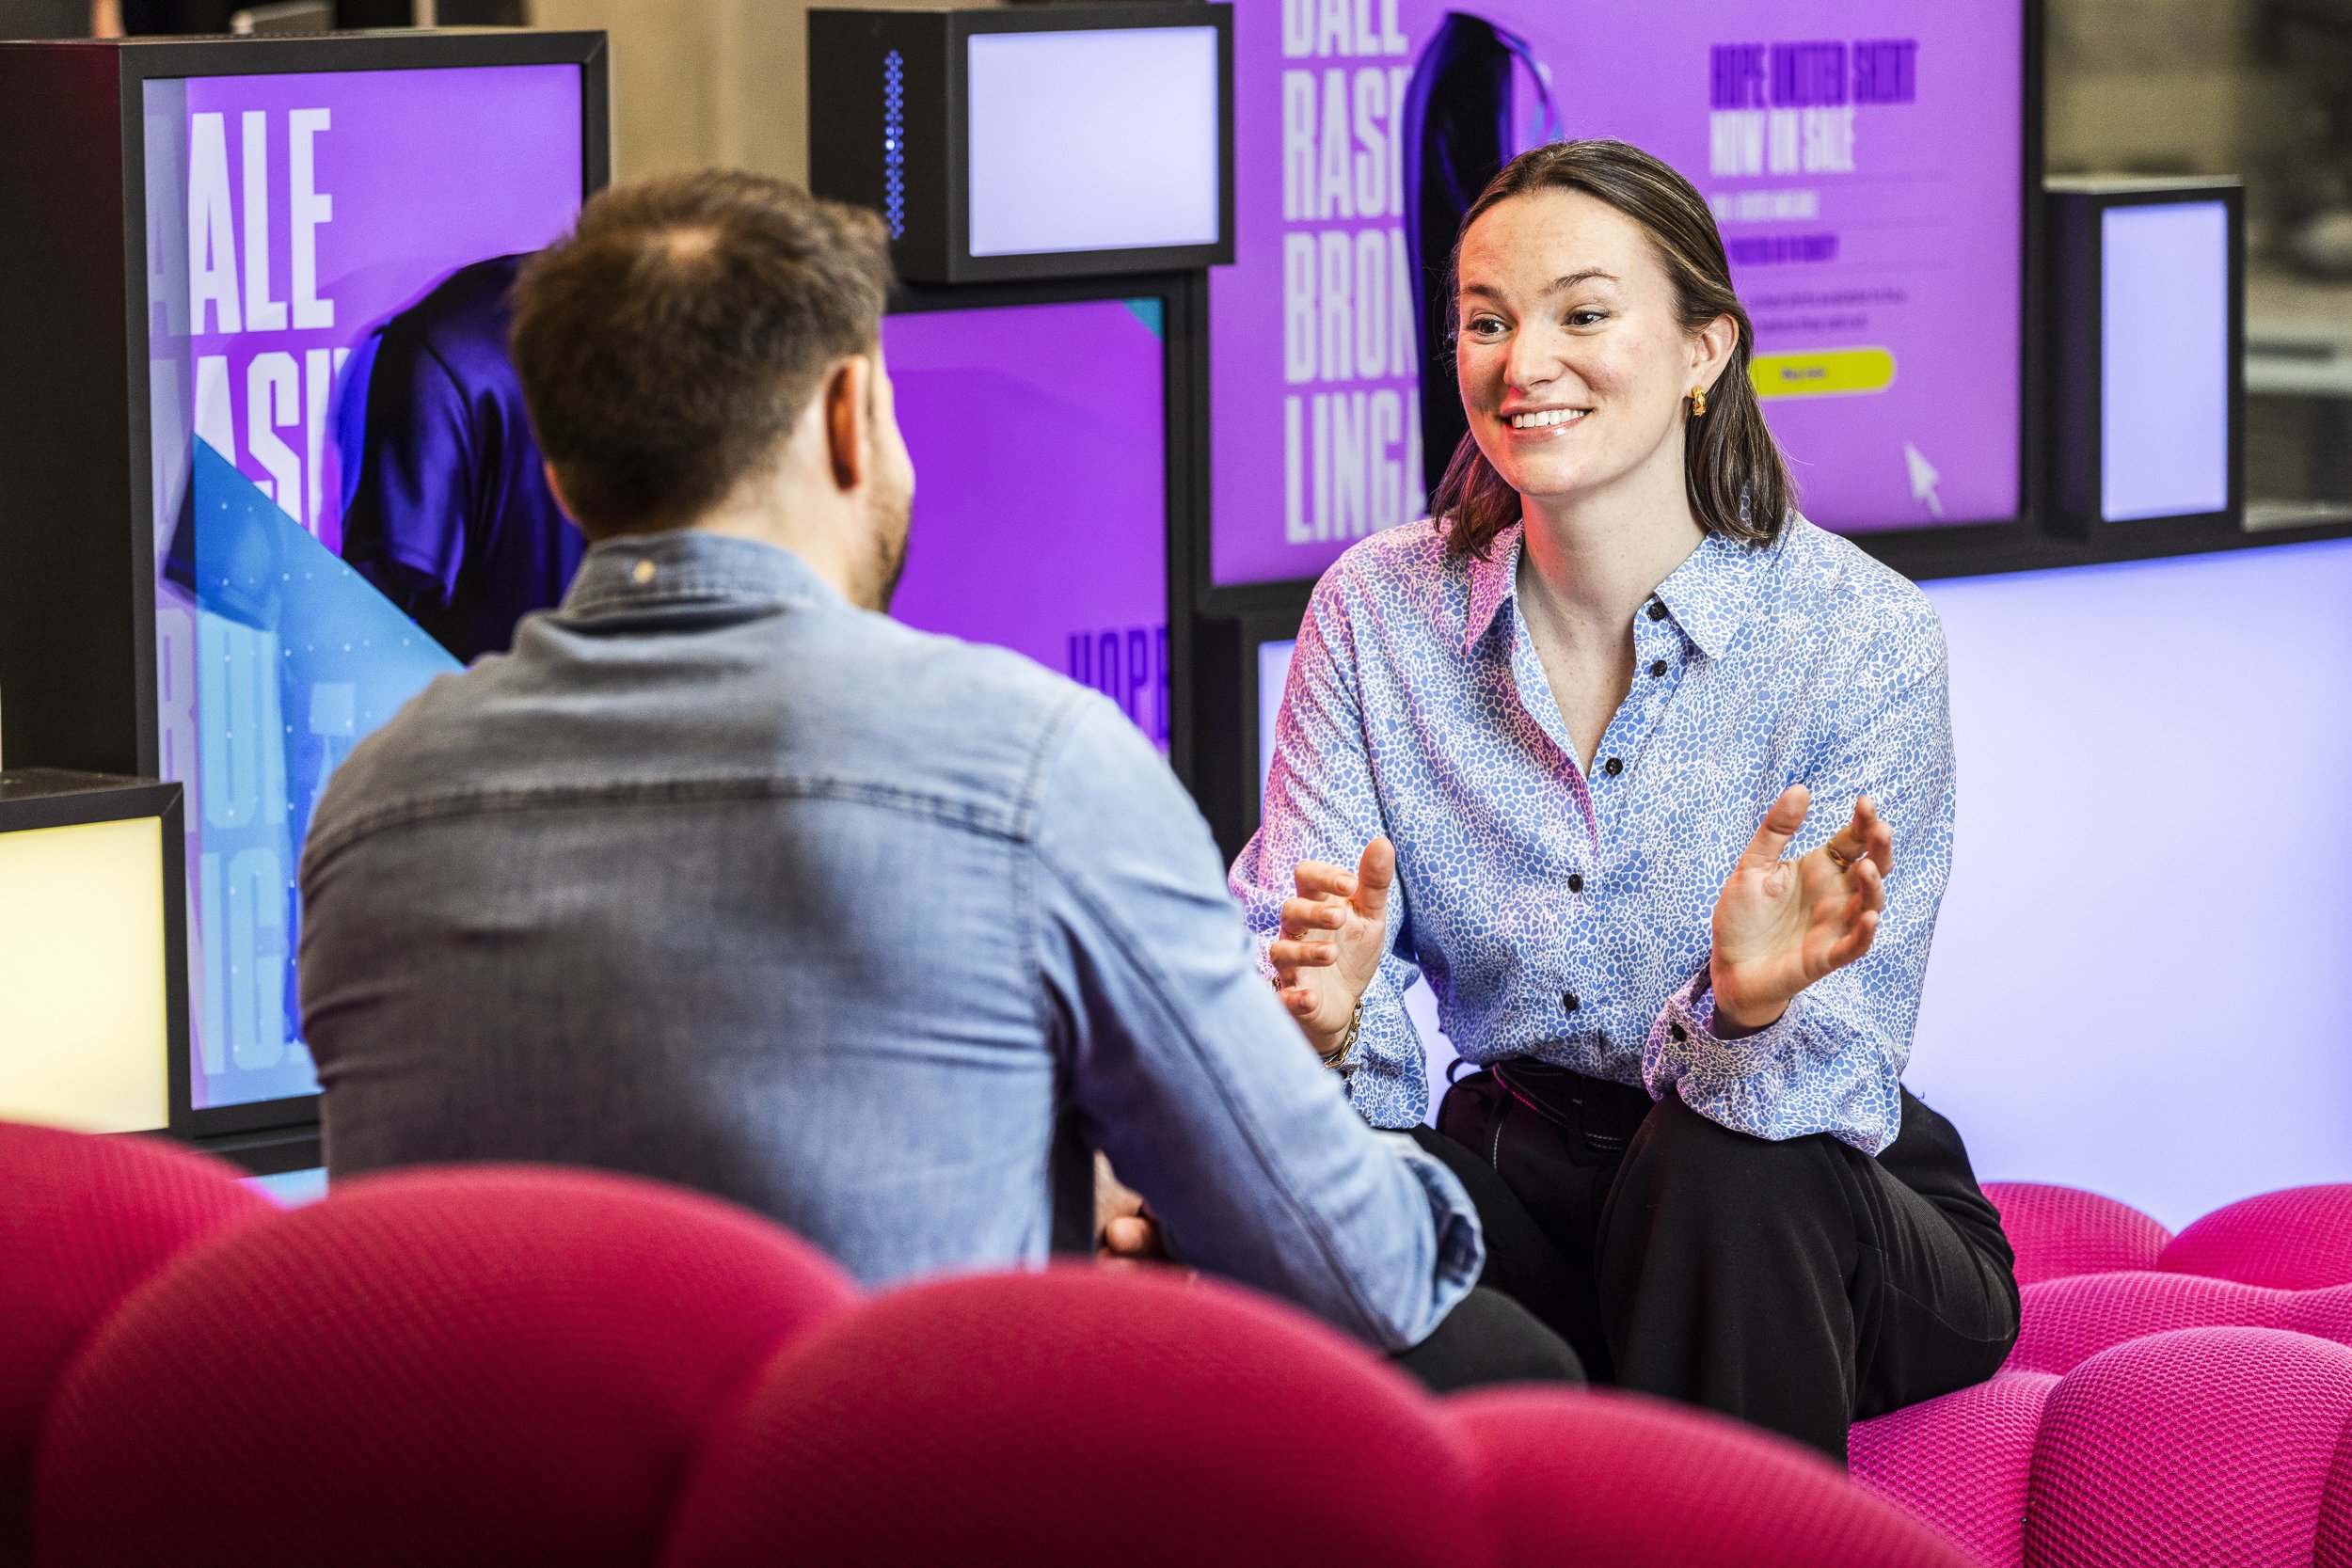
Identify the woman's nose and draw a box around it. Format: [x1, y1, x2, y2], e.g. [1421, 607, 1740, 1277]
[1505, 325, 1566, 391]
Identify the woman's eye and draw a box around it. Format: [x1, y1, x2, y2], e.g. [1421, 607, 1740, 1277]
[1566, 309, 1608, 328]
[1465, 316, 1507, 338]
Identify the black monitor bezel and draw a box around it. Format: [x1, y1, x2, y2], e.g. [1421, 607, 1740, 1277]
[2047, 178, 2247, 548]
[108, 28, 610, 1143]
[940, 4, 1235, 284]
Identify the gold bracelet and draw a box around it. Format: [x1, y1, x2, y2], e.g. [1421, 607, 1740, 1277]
[1319, 1002, 1362, 1068]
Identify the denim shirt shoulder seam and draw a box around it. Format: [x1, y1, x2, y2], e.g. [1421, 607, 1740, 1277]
[305, 772, 1028, 874]
[1030, 834, 1394, 1339]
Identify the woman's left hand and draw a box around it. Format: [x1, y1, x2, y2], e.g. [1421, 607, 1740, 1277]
[1708, 784, 1893, 1035]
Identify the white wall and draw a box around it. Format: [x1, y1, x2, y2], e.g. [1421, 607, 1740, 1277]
[1906, 538, 2352, 1227]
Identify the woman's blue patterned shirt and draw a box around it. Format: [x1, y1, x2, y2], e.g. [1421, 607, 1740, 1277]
[1229, 515, 1954, 1154]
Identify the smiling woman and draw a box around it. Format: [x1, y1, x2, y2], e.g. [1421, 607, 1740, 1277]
[1229, 137, 2022, 1463]
[1435, 139, 1791, 558]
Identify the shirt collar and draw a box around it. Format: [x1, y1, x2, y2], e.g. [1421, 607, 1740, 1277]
[1461, 520, 1769, 660]
[1461, 524, 1525, 654]
[561, 530, 849, 619]
[1650, 529, 1769, 659]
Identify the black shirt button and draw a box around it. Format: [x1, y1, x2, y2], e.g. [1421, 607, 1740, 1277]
[1648, 659, 1668, 678]
[1603, 756, 1624, 777]
[1566, 873, 1583, 893]
[1564, 991, 1581, 1013]
[1647, 601, 1668, 622]
[1670, 1022, 1688, 1042]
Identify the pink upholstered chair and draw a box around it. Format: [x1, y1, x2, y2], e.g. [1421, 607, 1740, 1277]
[2009, 1273, 2352, 1376]
[2162, 1187, 2352, 1291]
[33, 1165, 857, 1568]
[1847, 1371, 2059, 1568]
[661, 1266, 1484, 1568]
[1854, 1182, 2352, 1566]
[664, 1264, 1975, 1568]
[1455, 1386, 1975, 1567]
[0, 1121, 271, 1568]
[2321, 1418, 2352, 1568]
[1982, 1180, 2171, 1287]
[2026, 1327, 2352, 1567]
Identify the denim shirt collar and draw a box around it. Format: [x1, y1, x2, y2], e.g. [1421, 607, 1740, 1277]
[561, 531, 848, 619]
[1462, 520, 1771, 660]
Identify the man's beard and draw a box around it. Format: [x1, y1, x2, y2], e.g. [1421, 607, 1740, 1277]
[866, 485, 913, 614]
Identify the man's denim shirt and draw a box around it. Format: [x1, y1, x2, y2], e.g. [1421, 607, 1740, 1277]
[299, 531, 1481, 1350]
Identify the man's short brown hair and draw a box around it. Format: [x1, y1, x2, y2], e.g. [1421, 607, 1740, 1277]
[510, 170, 894, 539]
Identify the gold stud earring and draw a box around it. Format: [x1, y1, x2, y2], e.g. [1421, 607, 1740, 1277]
[1689, 386, 1708, 418]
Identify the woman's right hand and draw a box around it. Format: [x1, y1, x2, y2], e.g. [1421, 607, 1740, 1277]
[1270, 837, 1395, 1057]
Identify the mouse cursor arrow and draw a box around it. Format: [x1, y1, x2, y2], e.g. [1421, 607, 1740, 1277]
[1903, 442, 1944, 520]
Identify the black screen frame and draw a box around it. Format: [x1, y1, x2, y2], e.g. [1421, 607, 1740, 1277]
[109, 29, 610, 1144]
[942, 5, 1235, 285]
[2048, 178, 2248, 549]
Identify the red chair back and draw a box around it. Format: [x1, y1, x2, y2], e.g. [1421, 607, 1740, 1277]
[34, 1165, 857, 1568]
[660, 1266, 1481, 1568]
[1454, 1386, 1976, 1567]
[0, 1122, 269, 1568]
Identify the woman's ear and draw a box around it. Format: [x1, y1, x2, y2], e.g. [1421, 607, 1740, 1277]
[1692, 311, 1739, 390]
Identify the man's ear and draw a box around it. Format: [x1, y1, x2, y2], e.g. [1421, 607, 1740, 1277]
[823, 356, 869, 494]
[542, 461, 585, 529]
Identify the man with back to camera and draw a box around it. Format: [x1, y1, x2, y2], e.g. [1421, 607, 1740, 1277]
[295, 170, 1579, 1388]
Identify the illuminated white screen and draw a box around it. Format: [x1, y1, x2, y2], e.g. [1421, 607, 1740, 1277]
[2102, 200, 2230, 523]
[0, 816, 169, 1133]
[1257, 638, 1295, 793]
[966, 26, 1220, 258]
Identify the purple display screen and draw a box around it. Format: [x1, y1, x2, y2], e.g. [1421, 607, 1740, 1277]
[1213, 1, 2026, 584]
[885, 298, 1169, 746]
[144, 65, 585, 1110]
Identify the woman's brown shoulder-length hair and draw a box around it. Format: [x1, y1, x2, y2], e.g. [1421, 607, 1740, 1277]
[1430, 138, 1794, 560]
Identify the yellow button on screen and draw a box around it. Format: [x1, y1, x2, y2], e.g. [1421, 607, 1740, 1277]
[1749, 347, 1897, 399]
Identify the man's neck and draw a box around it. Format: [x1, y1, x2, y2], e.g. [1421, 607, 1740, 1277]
[689, 491, 866, 608]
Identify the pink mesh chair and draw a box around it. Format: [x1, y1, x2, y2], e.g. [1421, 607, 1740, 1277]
[2027, 1327, 2352, 1567]
[664, 1264, 1979, 1568]
[34, 1165, 857, 1568]
[1454, 1386, 1977, 1567]
[661, 1266, 1483, 1568]
[2321, 1418, 2352, 1568]
[0, 1121, 271, 1568]
[2009, 1273, 2352, 1376]
[2162, 1187, 2352, 1291]
[1983, 1180, 2171, 1287]
[1847, 1371, 2058, 1568]
[1853, 1182, 2352, 1566]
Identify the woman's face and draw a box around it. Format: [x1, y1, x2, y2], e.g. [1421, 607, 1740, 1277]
[1454, 188, 1730, 514]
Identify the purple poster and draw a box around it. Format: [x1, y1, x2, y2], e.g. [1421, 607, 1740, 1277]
[885, 298, 1169, 747]
[1212, 1, 2026, 585]
[144, 64, 584, 1109]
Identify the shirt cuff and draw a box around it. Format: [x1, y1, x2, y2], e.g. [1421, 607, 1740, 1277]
[1641, 970, 1895, 1154]
[1373, 1131, 1485, 1342]
[1646, 969, 1803, 1074]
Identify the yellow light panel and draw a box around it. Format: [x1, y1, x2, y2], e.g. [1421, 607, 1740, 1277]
[0, 815, 169, 1133]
